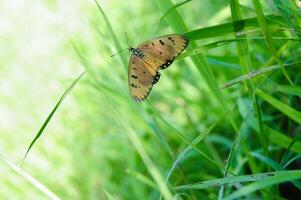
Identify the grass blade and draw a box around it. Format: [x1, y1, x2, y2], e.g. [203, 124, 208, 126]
[252, 0, 293, 84]
[184, 15, 283, 40]
[94, 0, 127, 69]
[256, 88, 301, 124]
[276, 84, 301, 96]
[21, 71, 86, 163]
[224, 170, 301, 200]
[156, 0, 192, 26]
[175, 170, 301, 191]
[0, 155, 61, 200]
[222, 62, 301, 89]
[251, 152, 301, 189]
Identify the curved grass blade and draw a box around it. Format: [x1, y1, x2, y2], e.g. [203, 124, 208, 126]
[283, 154, 301, 168]
[0, 155, 61, 200]
[251, 152, 301, 189]
[280, 133, 301, 165]
[21, 71, 86, 163]
[224, 170, 301, 200]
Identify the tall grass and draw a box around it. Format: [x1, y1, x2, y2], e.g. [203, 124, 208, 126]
[1, 0, 301, 199]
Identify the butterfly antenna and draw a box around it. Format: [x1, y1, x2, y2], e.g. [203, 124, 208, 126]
[110, 48, 128, 57]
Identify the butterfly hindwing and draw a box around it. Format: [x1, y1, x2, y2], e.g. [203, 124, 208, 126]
[128, 55, 157, 102]
[138, 34, 189, 70]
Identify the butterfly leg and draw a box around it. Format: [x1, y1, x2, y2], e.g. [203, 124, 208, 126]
[152, 71, 161, 84]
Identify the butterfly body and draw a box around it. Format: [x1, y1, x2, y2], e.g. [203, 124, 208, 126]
[128, 34, 189, 102]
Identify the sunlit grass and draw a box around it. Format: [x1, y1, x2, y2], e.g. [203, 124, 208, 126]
[1, 0, 301, 199]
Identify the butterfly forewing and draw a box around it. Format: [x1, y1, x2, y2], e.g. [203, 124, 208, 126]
[138, 34, 189, 70]
[128, 55, 157, 102]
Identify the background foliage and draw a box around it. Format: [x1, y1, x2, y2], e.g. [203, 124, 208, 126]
[1, 0, 301, 199]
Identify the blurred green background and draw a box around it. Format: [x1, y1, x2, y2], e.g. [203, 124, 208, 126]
[1, 0, 301, 199]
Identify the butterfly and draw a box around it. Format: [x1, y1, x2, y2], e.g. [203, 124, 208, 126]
[128, 34, 189, 102]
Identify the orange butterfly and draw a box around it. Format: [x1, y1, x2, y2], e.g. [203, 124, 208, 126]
[128, 34, 189, 102]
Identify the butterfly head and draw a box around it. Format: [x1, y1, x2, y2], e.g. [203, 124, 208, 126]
[129, 47, 145, 58]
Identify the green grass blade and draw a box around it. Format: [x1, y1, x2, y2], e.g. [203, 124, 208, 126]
[156, 0, 192, 26]
[251, 152, 301, 189]
[276, 84, 301, 96]
[175, 170, 301, 191]
[126, 169, 158, 190]
[0, 155, 61, 200]
[179, 37, 300, 60]
[222, 62, 301, 89]
[21, 71, 86, 163]
[224, 170, 301, 200]
[252, 0, 293, 84]
[147, 101, 221, 168]
[107, 104, 173, 200]
[94, 0, 127, 69]
[184, 15, 283, 40]
[280, 133, 301, 165]
[256, 89, 301, 124]
[121, 125, 173, 200]
[272, 0, 301, 36]
[164, 109, 233, 183]
[265, 125, 301, 153]
[283, 154, 301, 168]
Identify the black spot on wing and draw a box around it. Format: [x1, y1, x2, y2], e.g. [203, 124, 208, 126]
[159, 39, 165, 45]
[131, 75, 138, 79]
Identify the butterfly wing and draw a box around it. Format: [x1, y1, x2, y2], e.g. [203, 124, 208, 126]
[128, 55, 159, 102]
[138, 34, 189, 70]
